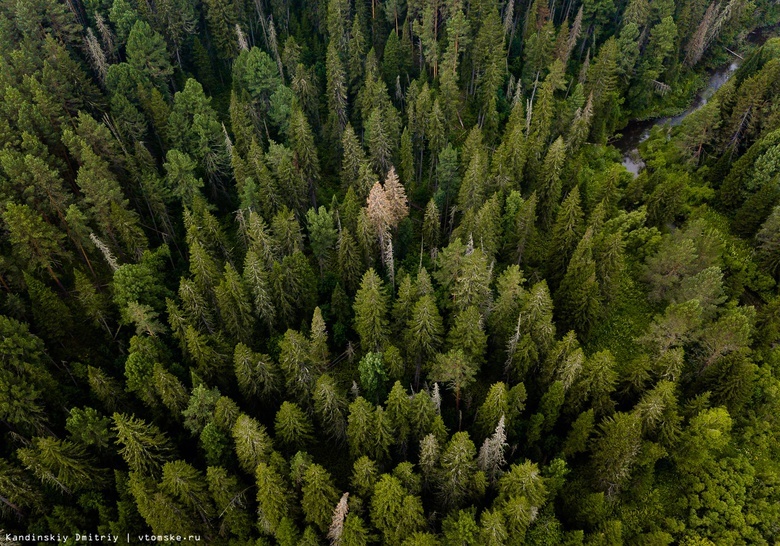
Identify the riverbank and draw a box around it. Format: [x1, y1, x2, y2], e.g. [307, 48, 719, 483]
[613, 22, 780, 176]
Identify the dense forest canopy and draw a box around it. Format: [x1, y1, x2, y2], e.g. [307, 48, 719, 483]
[1, 0, 780, 543]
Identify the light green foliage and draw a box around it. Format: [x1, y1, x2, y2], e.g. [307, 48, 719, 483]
[275, 401, 315, 450]
[353, 269, 390, 352]
[430, 349, 478, 410]
[256, 461, 294, 534]
[232, 413, 273, 474]
[126, 20, 172, 85]
[370, 474, 426, 544]
[301, 463, 339, 532]
[113, 412, 173, 475]
[358, 352, 388, 404]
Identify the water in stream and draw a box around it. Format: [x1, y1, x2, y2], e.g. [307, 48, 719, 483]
[614, 61, 741, 175]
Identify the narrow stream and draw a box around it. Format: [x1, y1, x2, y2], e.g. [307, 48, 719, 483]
[614, 61, 741, 175]
[614, 24, 780, 175]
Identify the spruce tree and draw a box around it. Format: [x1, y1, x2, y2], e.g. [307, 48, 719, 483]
[232, 414, 273, 474]
[274, 401, 315, 450]
[302, 463, 340, 532]
[353, 269, 390, 352]
[557, 227, 602, 336]
[112, 413, 174, 476]
[256, 461, 294, 534]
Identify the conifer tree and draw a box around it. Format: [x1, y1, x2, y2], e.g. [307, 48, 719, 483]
[275, 401, 315, 450]
[447, 306, 488, 366]
[215, 263, 254, 343]
[505, 281, 556, 383]
[326, 41, 349, 141]
[112, 413, 174, 476]
[2, 202, 67, 286]
[358, 352, 388, 404]
[302, 463, 340, 532]
[242, 250, 276, 330]
[476, 382, 526, 440]
[256, 461, 294, 534]
[307, 207, 338, 274]
[430, 349, 478, 412]
[547, 187, 585, 281]
[370, 474, 426, 544]
[310, 306, 331, 367]
[757, 206, 780, 279]
[537, 137, 567, 229]
[313, 374, 348, 444]
[347, 397, 376, 459]
[338, 228, 364, 294]
[589, 411, 642, 496]
[557, 228, 602, 336]
[232, 414, 273, 474]
[405, 294, 444, 383]
[438, 431, 486, 509]
[207, 466, 253, 539]
[353, 269, 390, 352]
[126, 20, 173, 86]
[278, 329, 317, 404]
[202, 0, 239, 59]
[478, 416, 508, 484]
[18, 437, 102, 493]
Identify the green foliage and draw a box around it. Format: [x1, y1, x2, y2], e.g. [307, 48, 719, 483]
[358, 352, 388, 404]
[2, 2, 780, 543]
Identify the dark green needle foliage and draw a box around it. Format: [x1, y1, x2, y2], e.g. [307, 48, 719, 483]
[1, 1, 780, 544]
